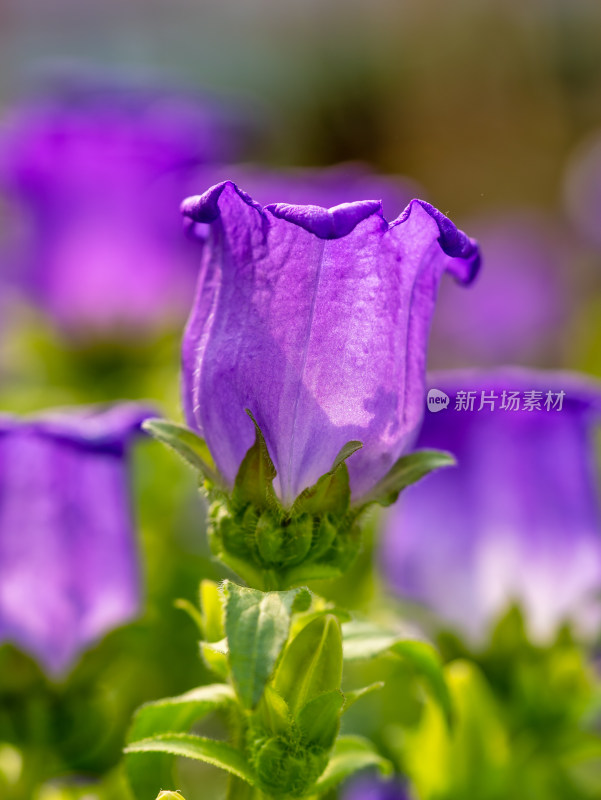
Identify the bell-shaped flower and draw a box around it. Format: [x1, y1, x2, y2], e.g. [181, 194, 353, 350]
[0, 402, 153, 674]
[0, 76, 251, 337]
[380, 369, 601, 644]
[181, 181, 480, 504]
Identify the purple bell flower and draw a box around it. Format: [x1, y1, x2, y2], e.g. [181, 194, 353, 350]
[181, 181, 480, 503]
[0, 78, 250, 337]
[381, 369, 601, 644]
[0, 402, 153, 674]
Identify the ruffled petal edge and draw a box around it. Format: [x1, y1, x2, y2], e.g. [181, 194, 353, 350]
[181, 181, 481, 282]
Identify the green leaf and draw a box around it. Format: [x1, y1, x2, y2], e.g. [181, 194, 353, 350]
[296, 690, 344, 749]
[174, 598, 204, 633]
[223, 581, 304, 708]
[391, 640, 453, 728]
[125, 684, 235, 799]
[125, 734, 256, 786]
[309, 735, 392, 795]
[403, 661, 509, 799]
[342, 682, 385, 712]
[232, 410, 278, 511]
[274, 614, 343, 714]
[342, 619, 402, 661]
[342, 620, 452, 727]
[200, 642, 230, 680]
[142, 419, 221, 485]
[200, 579, 225, 642]
[292, 441, 363, 517]
[358, 449, 456, 508]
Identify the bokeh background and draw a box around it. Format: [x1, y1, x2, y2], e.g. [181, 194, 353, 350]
[2, 1, 601, 798]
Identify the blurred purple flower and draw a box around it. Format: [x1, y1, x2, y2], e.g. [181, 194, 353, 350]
[381, 369, 601, 644]
[181, 181, 480, 503]
[0, 403, 153, 674]
[342, 774, 410, 800]
[429, 212, 567, 368]
[0, 78, 251, 337]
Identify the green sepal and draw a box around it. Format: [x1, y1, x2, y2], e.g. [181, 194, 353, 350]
[357, 448, 456, 509]
[141, 418, 222, 486]
[125, 684, 236, 799]
[125, 733, 256, 787]
[274, 614, 343, 714]
[256, 511, 313, 567]
[283, 561, 348, 586]
[256, 685, 291, 736]
[309, 735, 393, 796]
[232, 410, 279, 512]
[291, 440, 362, 517]
[296, 690, 344, 749]
[223, 581, 309, 708]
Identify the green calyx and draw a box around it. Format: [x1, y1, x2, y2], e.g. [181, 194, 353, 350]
[143, 412, 455, 590]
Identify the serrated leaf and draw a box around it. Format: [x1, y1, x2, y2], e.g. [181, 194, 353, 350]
[125, 734, 256, 786]
[291, 440, 363, 517]
[274, 614, 342, 714]
[342, 682, 385, 712]
[309, 735, 392, 795]
[125, 684, 235, 799]
[232, 410, 278, 511]
[223, 581, 304, 708]
[297, 690, 344, 749]
[142, 419, 221, 485]
[391, 640, 453, 728]
[358, 449, 456, 508]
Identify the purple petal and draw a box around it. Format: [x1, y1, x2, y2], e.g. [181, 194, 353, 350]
[381, 368, 601, 644]
[181, 181, 480, 503]
[0, 402, 153, 674]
